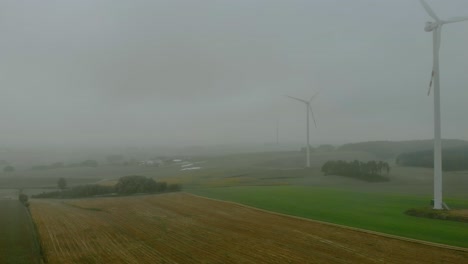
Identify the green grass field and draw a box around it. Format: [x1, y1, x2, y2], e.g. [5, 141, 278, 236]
[190, 186, 468, 248]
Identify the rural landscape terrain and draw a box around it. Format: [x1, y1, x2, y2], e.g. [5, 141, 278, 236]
[1, 140, 468, 263]
[2, 0, 468, 263]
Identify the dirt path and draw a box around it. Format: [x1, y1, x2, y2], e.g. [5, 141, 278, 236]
[31, 193, 468, 263]
[0, 200, 42, 264]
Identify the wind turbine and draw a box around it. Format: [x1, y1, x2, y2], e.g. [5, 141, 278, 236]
[419, 0, 468, 210]
[286, 92, 319, 168]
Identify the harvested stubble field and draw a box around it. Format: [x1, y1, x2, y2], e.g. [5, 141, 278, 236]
[31, 193, 468, 264]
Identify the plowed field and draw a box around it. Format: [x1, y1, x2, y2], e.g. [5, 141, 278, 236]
[30, 193, 468, 263]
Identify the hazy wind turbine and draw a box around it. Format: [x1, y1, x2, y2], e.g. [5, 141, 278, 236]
[276, 115, 280, 145]
[419, 0, 468, 210]
[286, 93, 319, 168]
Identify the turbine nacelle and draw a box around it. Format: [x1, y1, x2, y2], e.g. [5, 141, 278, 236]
[420, 0, 468, 94]
[424, 21, 438, 32]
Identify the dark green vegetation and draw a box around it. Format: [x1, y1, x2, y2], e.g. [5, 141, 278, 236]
[396, 146, 468, 171]
[19, 193, 29, 207]
[339, 139, 468, 159]
[321, 160, 390, 182]
[115, 175, 180, 194]
[32, 184, 115, 198]
[32, 175, 181, 198]
[405, 207, 468, 223]
[0, 200, 42, 264]
[191, 186, 468, 248]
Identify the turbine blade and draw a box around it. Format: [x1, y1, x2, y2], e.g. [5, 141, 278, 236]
[309, 91, 320, 103]
[428, 70, 434, 96]
[428, 28, 441, 96]
[308, 105, 317, 128]
[419, 0, 440, 22]
[285, 95, 308, 104]
[444, 16, 468, 24]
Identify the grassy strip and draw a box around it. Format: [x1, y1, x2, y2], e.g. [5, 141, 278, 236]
[190, 186, 468, 247]
[405, 207, 468, 223]
[27, 209, 47, 264]
[0, 201, 44, 264]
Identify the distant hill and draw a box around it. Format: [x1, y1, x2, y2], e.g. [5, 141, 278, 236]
[396, 146, 468, 171]
[337, 139, 468, 159]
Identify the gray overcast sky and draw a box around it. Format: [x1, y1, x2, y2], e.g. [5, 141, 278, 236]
[0, 0, 467, 148]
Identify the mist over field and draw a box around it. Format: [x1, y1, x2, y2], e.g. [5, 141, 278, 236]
[2, 2, 468, 262]
[0, 0, 467, 153]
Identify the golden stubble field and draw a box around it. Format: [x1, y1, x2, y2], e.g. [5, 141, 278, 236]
[30, 193, 468, 264]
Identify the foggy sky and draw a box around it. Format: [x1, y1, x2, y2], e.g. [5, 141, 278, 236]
[1, 0, 468, 148]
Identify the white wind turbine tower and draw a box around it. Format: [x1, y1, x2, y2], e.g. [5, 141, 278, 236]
[286, 92, 319, 168]
[419, 0, 468, 210]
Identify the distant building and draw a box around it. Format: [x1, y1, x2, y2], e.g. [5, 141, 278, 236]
[181, 167, 201, 171]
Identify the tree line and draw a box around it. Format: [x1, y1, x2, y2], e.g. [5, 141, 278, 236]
[338, 139, 468, 159]
[396, 146, 468, 171]
[321, 160, 390, 182]
[32, 175, 181, 199]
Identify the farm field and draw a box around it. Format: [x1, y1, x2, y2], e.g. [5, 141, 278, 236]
[30, 193, 468, 264]
[191, 186, 468, 247]
[0, 200, 42, 264]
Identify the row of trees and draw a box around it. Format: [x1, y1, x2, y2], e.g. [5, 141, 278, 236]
[114, 175, 172, 194]
[321, 160, 390, 182]
[32, 175, 181, 199]
[338, 139, 468, 160]
[396, 146, 468, 171]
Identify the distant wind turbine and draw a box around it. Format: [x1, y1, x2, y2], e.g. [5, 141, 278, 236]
[419, 0, 468, 210]
[286, 92, 319, 168]
[276, 115, 280, 145]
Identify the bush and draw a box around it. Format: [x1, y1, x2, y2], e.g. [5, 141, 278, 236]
[19, 193, 29, 207]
